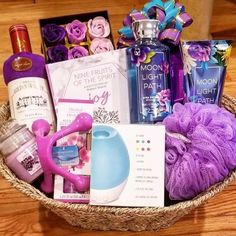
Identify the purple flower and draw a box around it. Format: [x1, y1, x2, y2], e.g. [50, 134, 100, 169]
[42, 24, 66, 46]
[66, 20, 87, 44]
[88, 16, 110, 39]
[188, 42, 211, 62]
[68, 46, 89, 59]
[156, 89, 171, 108]
[47, 45, 68, 63]
[90, 38, 114, 54]
[131, 46, 150, 66]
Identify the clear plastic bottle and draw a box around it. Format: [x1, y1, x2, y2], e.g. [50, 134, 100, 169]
[127, 19, 172, 123]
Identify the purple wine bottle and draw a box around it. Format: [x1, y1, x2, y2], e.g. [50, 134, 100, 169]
[3, 24, 55, 132]
[127, 19, 172, 123]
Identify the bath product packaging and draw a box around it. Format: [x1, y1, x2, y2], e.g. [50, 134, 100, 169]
[54, 99, 93, 202]
[56, 98, 94, 146]
[53, 145, 90, 203]
[182, 40, 232, 105]
[90, 123, 165, 207]
[46, 48, 130, 123]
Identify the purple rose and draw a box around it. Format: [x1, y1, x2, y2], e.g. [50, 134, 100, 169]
[188, 42, 211, 62]
[66, 20, 87, 44]
[88, 16, 110, 39]
[42, 24, 66, 46]
[90, 38, 114, 54]
[47, 45, 68, 63]
[68, 46, 89, 59]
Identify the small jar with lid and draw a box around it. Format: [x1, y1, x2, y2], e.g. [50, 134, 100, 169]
[0, 119, 43, 183]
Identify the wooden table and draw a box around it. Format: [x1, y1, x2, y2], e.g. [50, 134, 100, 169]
[0, 0, 236, 235]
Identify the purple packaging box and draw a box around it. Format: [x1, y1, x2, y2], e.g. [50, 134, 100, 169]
[39, 11, 115, 63]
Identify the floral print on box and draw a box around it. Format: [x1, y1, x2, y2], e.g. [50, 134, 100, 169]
[182, 40, 232, 105]
[182, 40, 232, 75]
[59, 133, 90, 170]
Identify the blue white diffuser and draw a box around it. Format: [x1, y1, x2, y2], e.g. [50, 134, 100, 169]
[90, 125, 130, 204]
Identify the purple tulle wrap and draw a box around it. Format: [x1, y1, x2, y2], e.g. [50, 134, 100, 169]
[163, 102, 236, 200]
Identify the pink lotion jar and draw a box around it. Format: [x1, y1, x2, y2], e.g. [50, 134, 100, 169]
[0, 119, 43, 183]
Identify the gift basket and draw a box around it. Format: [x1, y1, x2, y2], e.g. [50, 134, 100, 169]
[0, 95, 236, 231]
[1, 0, 236, 232]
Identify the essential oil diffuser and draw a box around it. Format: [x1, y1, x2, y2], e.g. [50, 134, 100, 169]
[90, 125, 130, 204]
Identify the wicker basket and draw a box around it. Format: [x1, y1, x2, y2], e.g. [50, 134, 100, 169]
[0, 94, 236, 232]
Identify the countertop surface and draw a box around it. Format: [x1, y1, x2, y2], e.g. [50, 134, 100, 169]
[0, 0, 236, 235]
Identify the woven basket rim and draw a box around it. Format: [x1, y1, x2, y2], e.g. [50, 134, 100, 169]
[1, 157, 236, 215]
[0, 93, 236, 216]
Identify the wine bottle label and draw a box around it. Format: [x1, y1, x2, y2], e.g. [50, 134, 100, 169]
[11, 56, 32, 71]
[16, 142, 41, 176]
[8, 77, 55, 132]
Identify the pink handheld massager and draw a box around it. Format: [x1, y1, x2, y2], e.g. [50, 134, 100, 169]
[32, 113, 93, 194]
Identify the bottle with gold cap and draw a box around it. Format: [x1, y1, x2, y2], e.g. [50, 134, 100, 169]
[127, 19, 172, 123]
[3, 24, 55, 132]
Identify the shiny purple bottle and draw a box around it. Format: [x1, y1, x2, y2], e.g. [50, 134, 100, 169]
[127, 19, 172, 123]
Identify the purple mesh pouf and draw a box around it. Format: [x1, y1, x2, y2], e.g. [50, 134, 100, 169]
[163, 102, 236, 200]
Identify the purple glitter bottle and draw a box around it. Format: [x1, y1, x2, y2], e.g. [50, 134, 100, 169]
[3, 24, 55, 132]
[127, 19, 172, 123]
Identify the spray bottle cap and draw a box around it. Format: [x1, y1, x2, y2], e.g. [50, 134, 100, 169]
[132, 19, 160, 40]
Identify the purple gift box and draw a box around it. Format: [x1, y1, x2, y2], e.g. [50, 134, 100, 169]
[39, 11, 115, 63]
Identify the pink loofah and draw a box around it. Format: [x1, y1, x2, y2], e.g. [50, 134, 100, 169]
[163, 102, 236, 200]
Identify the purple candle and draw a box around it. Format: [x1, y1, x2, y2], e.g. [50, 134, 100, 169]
[0, 120, 43, 183]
